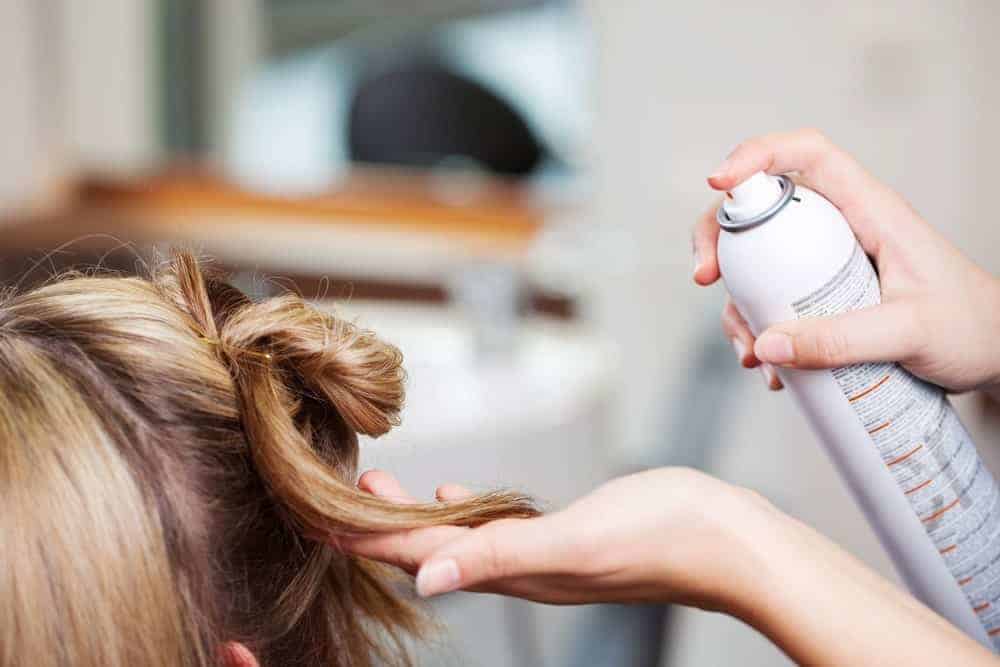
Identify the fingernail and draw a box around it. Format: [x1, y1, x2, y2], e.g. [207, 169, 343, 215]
[731, 338, 747, 365]
[416, 559, 460, 597]
[708, 159, 731, 181]
[693, 248, 702, 278]
[755, 332, 795, 365]
[759, 363, 779, 389]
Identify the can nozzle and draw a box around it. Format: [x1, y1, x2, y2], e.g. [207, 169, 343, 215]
[722, 172, 784, 222]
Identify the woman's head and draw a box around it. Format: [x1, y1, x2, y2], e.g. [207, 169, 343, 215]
[0, 252, 534, 667]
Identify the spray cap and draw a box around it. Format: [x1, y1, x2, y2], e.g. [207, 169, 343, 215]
[721, 172, 784, 222]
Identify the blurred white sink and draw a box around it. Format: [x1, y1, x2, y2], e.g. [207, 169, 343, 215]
[316, 299, 618, 666]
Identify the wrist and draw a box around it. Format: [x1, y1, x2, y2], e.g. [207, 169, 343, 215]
[689, 487, 803, 619]
[718, 495, 805, 623]
[721, 506, 848, 663]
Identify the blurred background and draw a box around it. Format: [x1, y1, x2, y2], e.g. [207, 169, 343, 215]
[3, 1, 1000, 665]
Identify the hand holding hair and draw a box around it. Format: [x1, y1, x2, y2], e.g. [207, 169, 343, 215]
[348, 467, 773, 605]
[693, 128, 1000, 396]
[346, 468, 997, 666]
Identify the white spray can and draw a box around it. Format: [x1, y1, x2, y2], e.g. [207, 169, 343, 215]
[717, 172, 1000, 651]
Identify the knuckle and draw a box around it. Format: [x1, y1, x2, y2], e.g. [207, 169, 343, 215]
[734, 485, 776, 515]
[722, 321, 749, 344]
[699, 202, 719, 225]
[479, 531, 508, 579]
[898, 301, 930, 359]
[662, 466, 715, 499]
[670, 465, 710, 485]
[809, 329, 849, 365]
[799, 126, 830, 147]
[721, 308, 737, 334]
[691, 225, 705, 250]
[395, 531, 422, 572]
[723, 299, 744, 323]
[728, 134, 773, 163]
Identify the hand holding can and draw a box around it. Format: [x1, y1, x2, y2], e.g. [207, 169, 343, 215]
[692, 128, 1000, 396]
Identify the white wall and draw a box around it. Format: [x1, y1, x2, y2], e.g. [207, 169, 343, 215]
[204, 0, 262, 160]
[0, 0, 159, 214]
[58, 0, 160, 173]
[0, 2, 55, 211]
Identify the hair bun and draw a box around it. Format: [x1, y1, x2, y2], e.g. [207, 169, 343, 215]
[219, 295, 404, 437]
[161, 252, 403, 435]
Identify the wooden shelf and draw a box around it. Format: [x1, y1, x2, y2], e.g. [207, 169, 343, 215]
[0, 166, 574, 318]
[72, 166, 543, 250]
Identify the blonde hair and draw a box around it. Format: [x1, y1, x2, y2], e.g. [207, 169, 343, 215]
[0, 251, 535, 667]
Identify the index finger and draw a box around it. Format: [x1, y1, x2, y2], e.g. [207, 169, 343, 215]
[708, 129, 869, 208]
[336, 525, 468, 574]
[706, 128, 895, 256]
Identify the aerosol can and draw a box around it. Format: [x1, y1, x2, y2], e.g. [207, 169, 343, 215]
[717, 172, 1000, 651]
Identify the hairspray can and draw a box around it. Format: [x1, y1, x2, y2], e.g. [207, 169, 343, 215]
[716, 172, 1000, 650]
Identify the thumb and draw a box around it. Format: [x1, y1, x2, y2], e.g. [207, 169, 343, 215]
[414, 517, 560, 597]
[753, 302, 918, 370]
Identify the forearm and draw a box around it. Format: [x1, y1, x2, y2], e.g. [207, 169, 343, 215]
[731, 512, 997, 666]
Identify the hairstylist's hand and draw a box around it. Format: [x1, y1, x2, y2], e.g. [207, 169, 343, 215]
[342, 467, 780, 612]
[343, 469, 998, 666]
[692, 128, 1000, 395]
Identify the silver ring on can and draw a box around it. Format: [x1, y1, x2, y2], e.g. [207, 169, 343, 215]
[716, 175, 795, 231]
